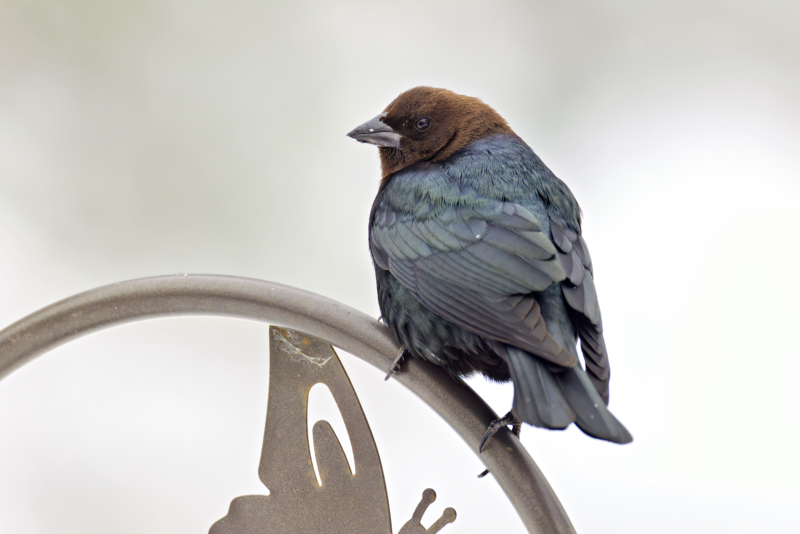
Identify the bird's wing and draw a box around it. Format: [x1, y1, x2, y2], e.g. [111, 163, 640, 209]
[371, 200, 577, 367]
[550, 218, 611, 404]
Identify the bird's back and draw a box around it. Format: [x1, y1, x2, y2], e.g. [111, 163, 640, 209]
[370, 134, 581, 374]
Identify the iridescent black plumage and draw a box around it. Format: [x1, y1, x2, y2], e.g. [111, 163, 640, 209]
[350, 87, 631, 444]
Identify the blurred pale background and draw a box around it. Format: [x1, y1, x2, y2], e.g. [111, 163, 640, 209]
[1, 0, 799, 532]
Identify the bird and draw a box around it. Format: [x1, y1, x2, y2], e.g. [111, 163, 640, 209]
[347, 87, 632, 450]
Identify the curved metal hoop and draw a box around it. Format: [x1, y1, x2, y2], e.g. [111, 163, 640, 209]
[0, 274, 575, 534]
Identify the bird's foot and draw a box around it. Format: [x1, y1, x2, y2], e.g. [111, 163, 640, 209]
[479, 411, 521, 452]
[477, 411, 523, 478]
[385, 346, 407, 381]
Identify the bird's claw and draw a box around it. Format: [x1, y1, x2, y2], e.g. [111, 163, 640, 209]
[477, 411, 522, 477]
[480, 411, 522, 454]
[385, 346, 407, 381]
[478, 412, 517, 452]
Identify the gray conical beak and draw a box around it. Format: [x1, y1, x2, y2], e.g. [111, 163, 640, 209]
[346, 113, 402, 149]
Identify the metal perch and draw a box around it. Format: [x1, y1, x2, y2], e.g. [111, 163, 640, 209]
[0, 274, 575, 534]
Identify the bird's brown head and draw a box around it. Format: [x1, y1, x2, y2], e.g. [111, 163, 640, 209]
[347, 87, 515, 179]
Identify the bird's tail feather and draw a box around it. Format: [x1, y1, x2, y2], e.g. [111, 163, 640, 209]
[556, 365, 632, 444]
[507, 347, 575, 429]
[506, 347, 632, 444]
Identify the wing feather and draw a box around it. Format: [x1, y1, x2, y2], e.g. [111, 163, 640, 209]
[551, 217, 611, 404]
[371, 199, 577, 367]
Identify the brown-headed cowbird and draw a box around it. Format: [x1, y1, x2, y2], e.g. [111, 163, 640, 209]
[347, 87, 632, 448]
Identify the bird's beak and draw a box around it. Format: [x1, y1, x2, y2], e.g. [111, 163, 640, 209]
[346, 113, 402, 149]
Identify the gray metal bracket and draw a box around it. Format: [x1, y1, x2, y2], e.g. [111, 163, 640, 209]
[0, 274, 575, 534]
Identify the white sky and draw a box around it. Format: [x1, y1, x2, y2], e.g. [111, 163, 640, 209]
[1, 1, 799, 532]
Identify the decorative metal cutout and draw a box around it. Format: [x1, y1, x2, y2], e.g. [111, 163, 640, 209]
[209, 327, 456, 534]
[398, 489, 456, 534]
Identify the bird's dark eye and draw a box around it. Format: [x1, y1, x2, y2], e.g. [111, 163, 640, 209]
[414, 118, 431, 131]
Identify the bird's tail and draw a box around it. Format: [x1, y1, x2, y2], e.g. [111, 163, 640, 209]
[506, 347, 632, 444]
